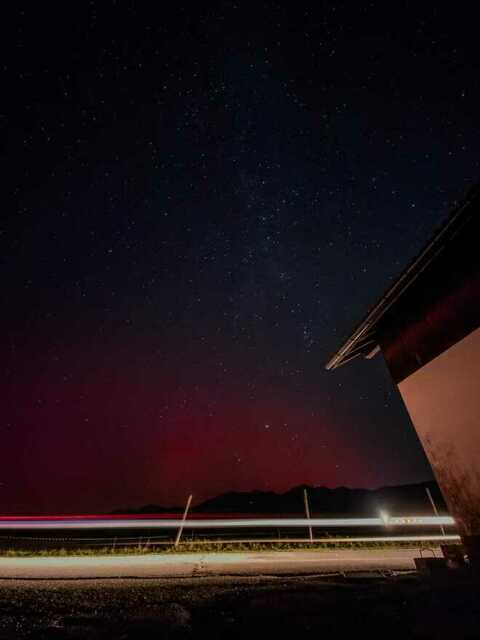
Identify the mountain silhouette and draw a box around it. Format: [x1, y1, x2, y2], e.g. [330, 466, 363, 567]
[113, 481, 447, 516]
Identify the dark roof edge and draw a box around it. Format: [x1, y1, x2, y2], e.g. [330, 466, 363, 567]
[325, 182, 480, 371]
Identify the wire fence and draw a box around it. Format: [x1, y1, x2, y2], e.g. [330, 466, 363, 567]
[0, 520, 458, 552]
[0, 489, 457, 551]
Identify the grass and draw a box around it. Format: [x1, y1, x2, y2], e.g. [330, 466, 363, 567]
[0, 538, 455, 557]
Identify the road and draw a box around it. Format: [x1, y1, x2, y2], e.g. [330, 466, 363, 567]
[0, 548, 429, 579]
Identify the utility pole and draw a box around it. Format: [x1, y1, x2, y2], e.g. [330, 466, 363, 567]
[175, 494, 193, 548]
[426, 487, 446, 536]
[303, 488, 313, 543]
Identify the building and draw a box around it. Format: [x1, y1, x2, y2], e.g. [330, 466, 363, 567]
[326, 184, 480, 561]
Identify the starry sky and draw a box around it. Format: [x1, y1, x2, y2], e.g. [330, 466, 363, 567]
[2, 2, 479, 514]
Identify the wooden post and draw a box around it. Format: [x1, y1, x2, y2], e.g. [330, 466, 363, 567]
[175, 494, 193, 548]
[303, 488, 313, 543]
[426, 487, 446, 536]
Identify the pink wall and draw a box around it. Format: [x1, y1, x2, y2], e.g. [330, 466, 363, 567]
[398, 327, 480, 535]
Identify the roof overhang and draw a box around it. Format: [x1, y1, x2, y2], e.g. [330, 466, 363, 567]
[325, 183, 479, 371]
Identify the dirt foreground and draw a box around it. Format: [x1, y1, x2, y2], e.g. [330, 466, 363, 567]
[0, 570, 479, 639]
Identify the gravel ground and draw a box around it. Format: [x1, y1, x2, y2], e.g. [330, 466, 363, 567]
[0, 572, 479, 639]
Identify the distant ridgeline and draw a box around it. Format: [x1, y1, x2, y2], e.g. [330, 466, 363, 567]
[112, 481, 447, 516]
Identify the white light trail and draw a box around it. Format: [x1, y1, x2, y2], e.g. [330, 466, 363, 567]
[0, 515, 455, 530]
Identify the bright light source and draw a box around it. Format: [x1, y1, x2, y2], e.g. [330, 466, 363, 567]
[379, 511, 390, 525]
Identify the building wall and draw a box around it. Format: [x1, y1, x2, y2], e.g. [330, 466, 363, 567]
[397, 327, 480, 536]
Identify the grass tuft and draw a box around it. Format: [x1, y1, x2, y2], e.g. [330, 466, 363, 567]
[0, 538, 455, 558]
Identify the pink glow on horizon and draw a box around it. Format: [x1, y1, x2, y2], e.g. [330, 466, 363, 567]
[1, 344, 377, 515]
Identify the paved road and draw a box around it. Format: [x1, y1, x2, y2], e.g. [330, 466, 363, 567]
[0, 548, 429, 579]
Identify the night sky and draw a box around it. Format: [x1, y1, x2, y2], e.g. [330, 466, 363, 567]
[2, 2, 479, 514]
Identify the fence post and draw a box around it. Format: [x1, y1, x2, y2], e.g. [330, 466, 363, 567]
[303, 488, 313, 543]
[425, 487, 446, 536]
[175, 494, 193, 548]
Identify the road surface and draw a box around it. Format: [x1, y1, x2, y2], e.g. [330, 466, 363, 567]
[0, 548, 430, 579]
